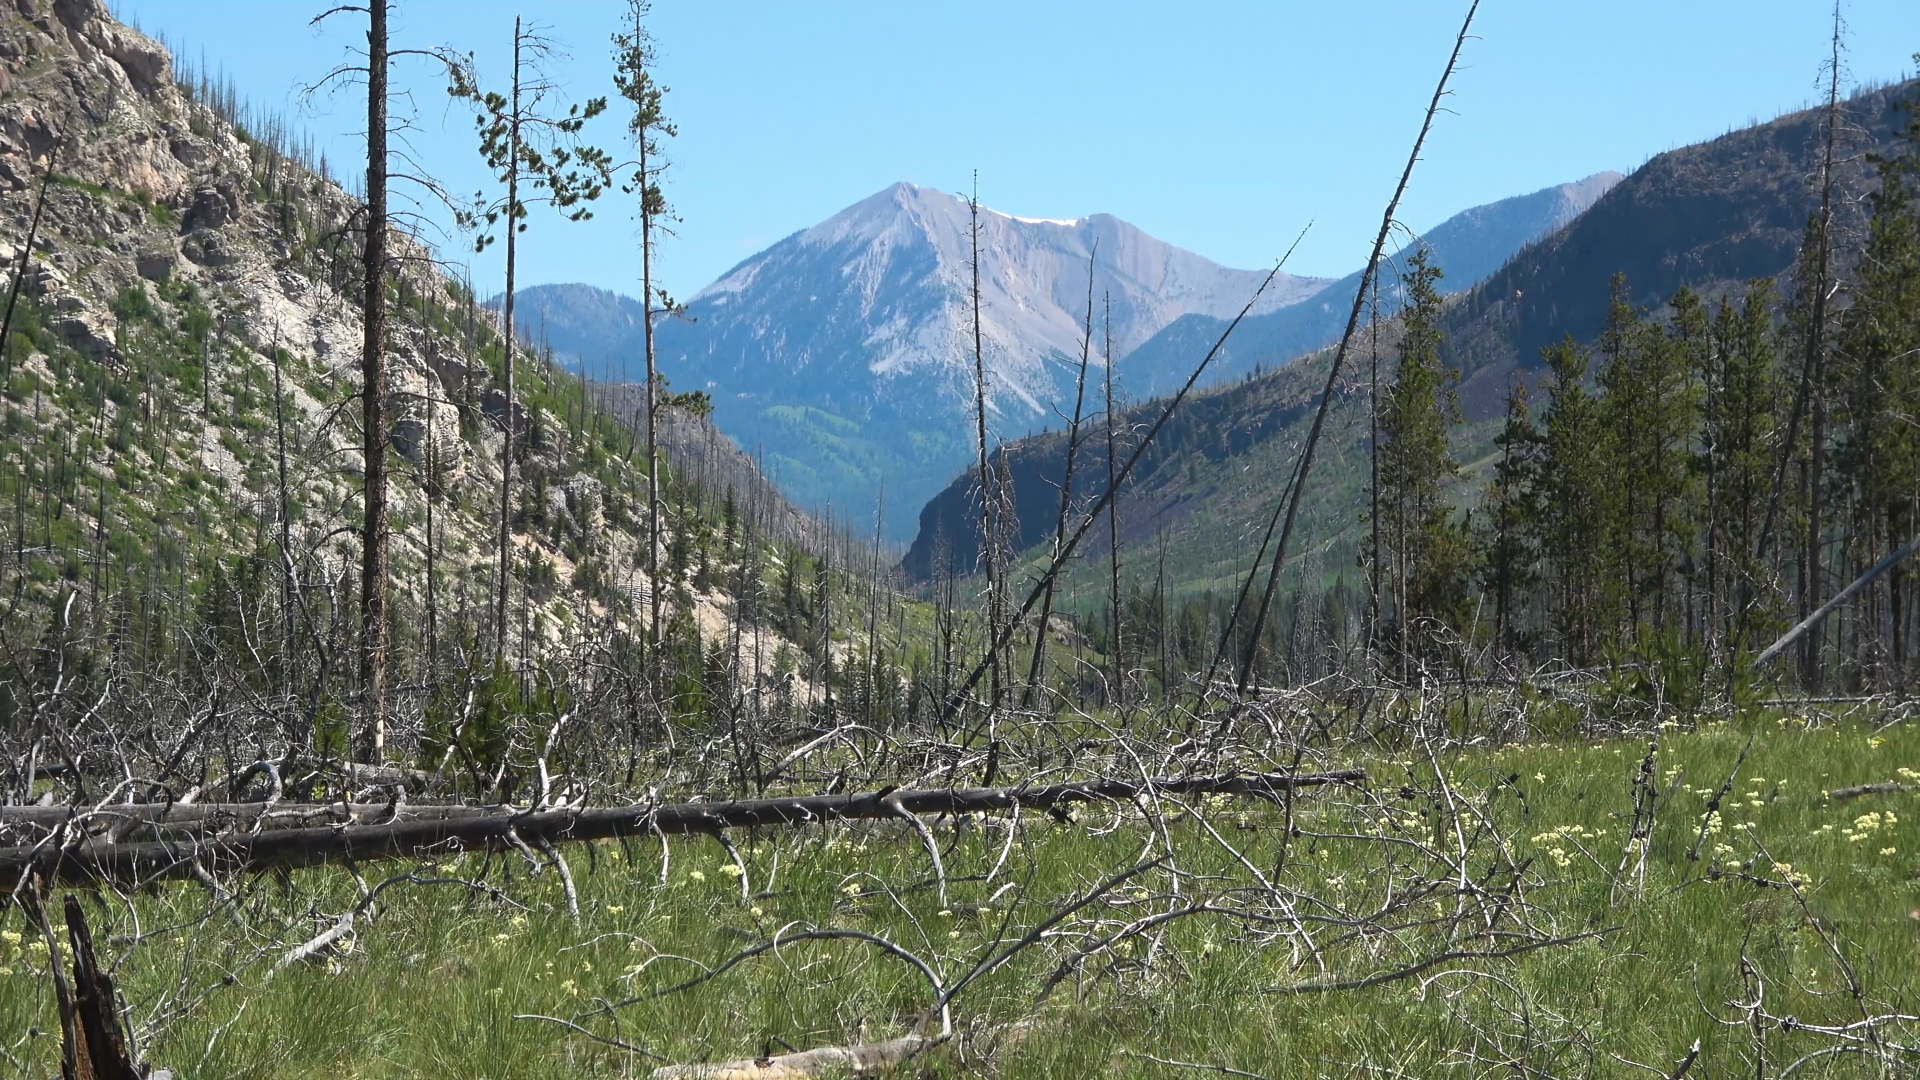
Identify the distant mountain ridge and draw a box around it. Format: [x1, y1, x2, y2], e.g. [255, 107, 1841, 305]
[1119, 172, 1622, 397]
[903, 81, 1919, 593]
[515, 176, 1617, 537]
[512, 182, 1334, 534]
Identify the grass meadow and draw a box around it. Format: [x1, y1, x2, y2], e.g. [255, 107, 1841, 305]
[1, 713, 1916, 1079]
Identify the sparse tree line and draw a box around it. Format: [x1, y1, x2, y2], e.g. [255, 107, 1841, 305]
[0, 0, 920, 807]
[1347, 81, 1920, 705]
[1057, 69, 1920, 720]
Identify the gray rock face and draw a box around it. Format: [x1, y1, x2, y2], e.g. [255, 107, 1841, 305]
[186, 186, 227, 230]
[52, 305, 115, 360]
[516, 183, 1333, 533]
[182, 230, 239, 268]
[674, 183, 1329, 418]
[135, 245, 174, 280]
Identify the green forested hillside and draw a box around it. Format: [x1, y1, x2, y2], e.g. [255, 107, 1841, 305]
[906, 76, 1920, 697]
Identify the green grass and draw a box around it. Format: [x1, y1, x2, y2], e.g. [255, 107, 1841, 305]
[1, 716, 1917, 1078]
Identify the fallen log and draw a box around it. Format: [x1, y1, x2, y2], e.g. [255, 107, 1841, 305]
[650, 1035, 943, 1080]
[0, 769, 1364, 887]
[0, 800, 503, 831]
[1826, 781, 1917, 800]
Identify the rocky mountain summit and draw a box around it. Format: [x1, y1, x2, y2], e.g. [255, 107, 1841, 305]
[518, 175, 1622, 536]
[516, 183, 1335, 534]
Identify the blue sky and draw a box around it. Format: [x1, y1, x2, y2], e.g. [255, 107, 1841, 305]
[116, 1, 1920, 302]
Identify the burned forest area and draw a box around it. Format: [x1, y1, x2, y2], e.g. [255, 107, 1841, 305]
[1, 1, 1919, 1078]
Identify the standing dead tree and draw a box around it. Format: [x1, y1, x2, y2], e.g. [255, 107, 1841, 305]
[1102, 293, 1126, 702]
[356, 0, 392, 764]
[305, 0, 468, 761]
[965, 177, 1006, 719]
[1764, 2, 1850, 691]
[1022, 245, 1098, 707]
[936, 223, 1312, 729]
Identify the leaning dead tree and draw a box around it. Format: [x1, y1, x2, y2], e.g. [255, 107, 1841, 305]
[1022, 245, 1098, 706]
[1232, 0, 1480, 695]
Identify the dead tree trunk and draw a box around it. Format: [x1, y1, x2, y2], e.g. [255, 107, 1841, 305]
[2, 770, 1366, 886]
[358, 0, 391, 761]
[493, 19, 525, 666]
[1235, 0, 1481, 695]
[1023, 248, 1098, 706]
[966, 179, 1004, 716]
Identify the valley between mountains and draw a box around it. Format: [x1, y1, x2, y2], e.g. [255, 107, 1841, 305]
[516, 172, 1617, 535]
[6, 3, 1920, 1078]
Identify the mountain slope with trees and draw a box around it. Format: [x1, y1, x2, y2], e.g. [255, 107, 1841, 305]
[0, 0, 867, 758]
[905, 76, 1920, 696]
[509, 177, 1619, 536]
[1120, 172, 1622, 398]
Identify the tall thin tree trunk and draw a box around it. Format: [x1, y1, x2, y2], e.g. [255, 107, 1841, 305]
[1102, 293, 1124, 703]
[1022, 248, 1097, 706]
[967, 179, 1003, 715]
[493, 19, 524, 667]
[272, 337, 295, 710]
[1235, 0, 1479, 696]
[1367, 275, 1382, 671]
[425, 336, 439, 684]
[0, 150, 55, 385]
[643, 120, 662, 661]
[1801, 2, 1844, 691]
[358, 0, 390, 761]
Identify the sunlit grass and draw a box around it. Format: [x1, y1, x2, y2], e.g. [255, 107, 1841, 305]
[1, 715, 1915, 1079]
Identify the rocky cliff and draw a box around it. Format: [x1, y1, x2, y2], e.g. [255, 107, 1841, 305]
[0, 0, 818, 693]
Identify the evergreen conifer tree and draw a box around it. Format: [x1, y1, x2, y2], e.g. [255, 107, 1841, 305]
[1539, 335, 1612, 664]
[1708, 287, 1783, 654]
[1374, 248, 1470, 669]
[1597, 276, 1698, 634]
[1477, 377, 1542, 655]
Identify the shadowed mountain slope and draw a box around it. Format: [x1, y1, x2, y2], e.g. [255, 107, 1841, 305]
[904, 80, 1917, 591]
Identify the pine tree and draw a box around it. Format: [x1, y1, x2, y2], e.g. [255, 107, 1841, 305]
[1597, 275, 1697, 636]
[1666, 285, 1714, 645]
[613, 0, 678, 659]
[448, 23, 611, 665]
[1708, 286, 1783, 654]
[1374, 247, 1469, 669]
[1477, 376, 1542, 655]
[1538, 335, 1612, 665]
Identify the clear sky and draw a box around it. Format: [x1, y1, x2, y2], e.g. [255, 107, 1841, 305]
[114, 1, 1920, 303]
